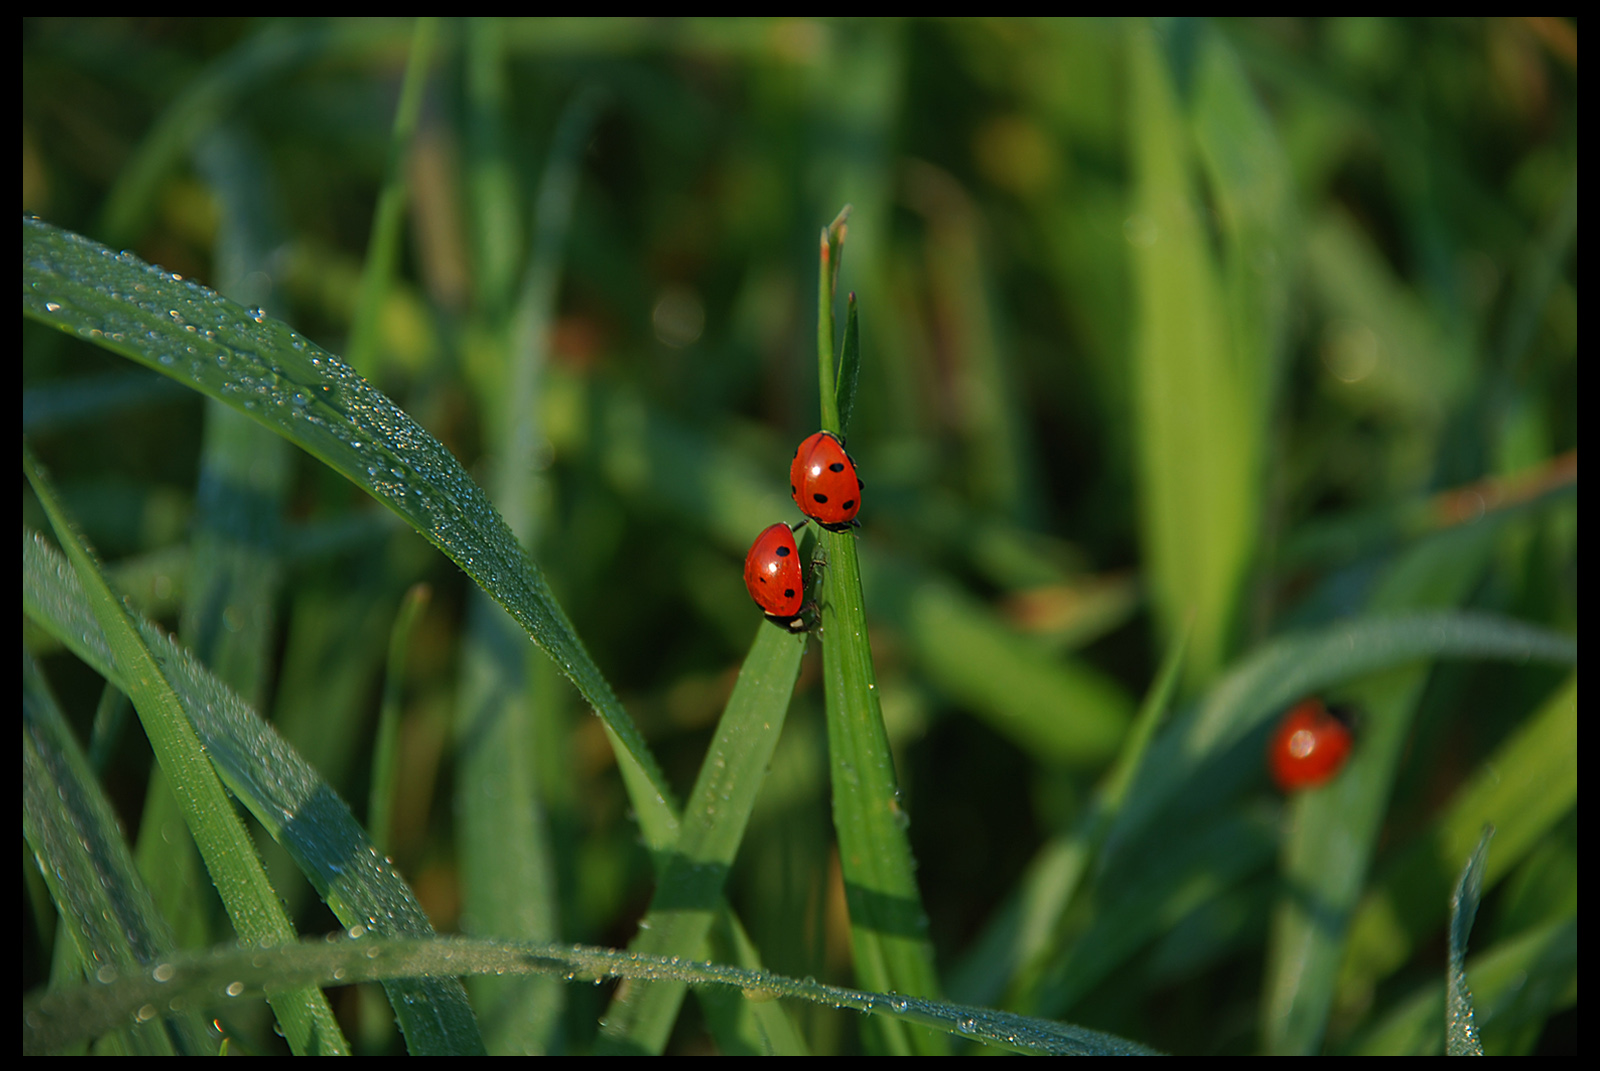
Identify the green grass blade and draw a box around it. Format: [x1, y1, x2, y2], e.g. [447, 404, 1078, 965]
[26, 935, 1164, 1057]
[810, 214, 944, 1054]
[21, 215, 682, 853]
[599, 620, 808, 1054]
[24, 448, 349, 1056]
[1445, 827, 1492, 1055]
[23, 527, 484, 1055]
[24, 650, 210, 1055]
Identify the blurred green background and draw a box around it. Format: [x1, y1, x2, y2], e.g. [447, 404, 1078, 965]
[23, 17, 1576, 1054]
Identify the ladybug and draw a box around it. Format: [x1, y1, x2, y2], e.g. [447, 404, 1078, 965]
[1268, 698, 1354, 792]
[744, 521, 811, 631]
[790, 431, 862, 532]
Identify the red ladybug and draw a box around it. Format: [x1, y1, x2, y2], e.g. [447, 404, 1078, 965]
[1269, 698, 1354, 792]
[790, 431, 862, 532]
[744, 521, 811, 631]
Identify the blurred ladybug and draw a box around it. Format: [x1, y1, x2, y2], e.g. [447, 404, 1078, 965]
[1269, 698, 1354, 792]
[744, 521, 812, 632]
[790, 431, 862, 532]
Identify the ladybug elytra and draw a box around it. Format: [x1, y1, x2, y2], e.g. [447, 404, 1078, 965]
[1269, 698, 1354, 792]
[743, 521, 811, 631]
[789, 431, 862, 532]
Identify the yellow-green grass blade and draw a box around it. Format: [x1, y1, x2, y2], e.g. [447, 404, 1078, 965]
[24, 527, 484, 1054]
[24, 450, 349, 1056]
[1128, 21, 1264, 688]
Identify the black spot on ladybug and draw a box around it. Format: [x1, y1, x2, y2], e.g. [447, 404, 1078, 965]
[841, 498, 857, 511]
[812, 493, 829, 504]
[829, 462, 845, 472]
[775, 546, 791, 557]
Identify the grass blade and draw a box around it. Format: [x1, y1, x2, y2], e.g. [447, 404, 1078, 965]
[27, 934, 1164, 1057]
[24, 448, 349, 1055]
[23, 650, 211, 1055]
[1128, 21, 1263, 687]
[1445, 827, 1492, 1055]
[23, 526, 484, 1054]
[812, 214, 944, 1054]
[599, 620, 809, 1053]
[21, 215, 682, 854]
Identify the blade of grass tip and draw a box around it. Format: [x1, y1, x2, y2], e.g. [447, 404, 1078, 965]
[23, 446, 349, 1056]
[21, 217, 681, 859]
[598, 620, 808, 1054]
[836, 292, 861, 436]
[1446, 826, 1493, 1056]
[24, 528, 485, 1055]
[346, 16, 437, 379]
[24, 650, 213, 1055]
[370, 582, 430, 857]
[809, 214, 944, 1055]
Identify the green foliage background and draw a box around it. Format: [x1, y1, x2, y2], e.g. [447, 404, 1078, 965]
[23, 17, 1576, 1054]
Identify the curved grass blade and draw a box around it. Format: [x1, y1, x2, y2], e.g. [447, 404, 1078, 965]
[24, 650, 213, 1055]
[24, 449, 348, 1056]
[24, 526, 484, 1055]
[598, 620, 809, 1054]
[21, 216, 681, 852]
[26, 935, 1164, 1057]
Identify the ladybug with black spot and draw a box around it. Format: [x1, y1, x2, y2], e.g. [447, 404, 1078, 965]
[790, 431, 862, 532]
[743, 521, 812, 632]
